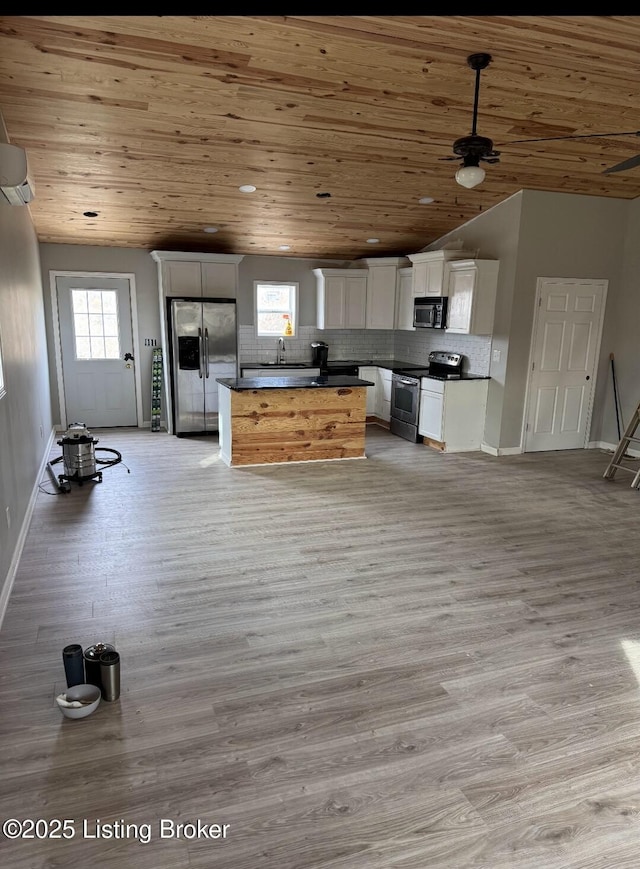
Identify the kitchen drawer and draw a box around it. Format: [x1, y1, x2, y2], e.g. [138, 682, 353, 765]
[420, 377, 445, 394]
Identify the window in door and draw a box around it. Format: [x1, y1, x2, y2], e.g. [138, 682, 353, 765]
[71, 289, 121, 360]
[255, 282, 297, 337]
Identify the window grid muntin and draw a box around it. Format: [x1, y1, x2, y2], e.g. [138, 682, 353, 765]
[71, 289, 121, 359]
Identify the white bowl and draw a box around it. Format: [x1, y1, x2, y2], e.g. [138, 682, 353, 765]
[56, 684, 101, 719]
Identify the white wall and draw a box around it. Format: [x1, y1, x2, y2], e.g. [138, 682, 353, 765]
[0, 165, 53, 614]
[611, 197, 640, 446]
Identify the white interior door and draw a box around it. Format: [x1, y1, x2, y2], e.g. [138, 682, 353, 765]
[56, 275, 138, 427]
[525, 278, 607, 452]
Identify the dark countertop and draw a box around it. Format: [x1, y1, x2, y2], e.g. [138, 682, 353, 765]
[402, 369, 491, 381]
[237, 359, 491, 380]
[345, 360, 490, 380]
[217, 375, 375, 392]
[330, 359, 416, 371]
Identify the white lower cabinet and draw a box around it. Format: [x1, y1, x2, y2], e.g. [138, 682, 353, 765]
[378, 367, 392, 422]
[419, 378, 489, 451]
[357, 366, 391, 422]
[419, 380, 445, 440]
[358, 366, 379, 416]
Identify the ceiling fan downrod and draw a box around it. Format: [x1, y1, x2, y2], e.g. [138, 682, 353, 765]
[467, 53, 491, 137]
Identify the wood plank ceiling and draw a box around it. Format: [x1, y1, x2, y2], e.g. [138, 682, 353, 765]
[1, 15, 640, 260]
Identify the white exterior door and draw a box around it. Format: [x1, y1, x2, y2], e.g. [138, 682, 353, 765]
[56, 274, 138, 427]
[525, 278, 607, 452]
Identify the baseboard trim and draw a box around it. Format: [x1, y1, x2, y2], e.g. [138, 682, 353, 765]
[481, 442, 523, 456]
[481, 443, 498, 456]
[0, 427, 56, 632]
[366, 417, 390, 429]
[588, 439, 640, 458]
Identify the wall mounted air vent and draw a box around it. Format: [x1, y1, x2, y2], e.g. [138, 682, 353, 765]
[0, 142, 35, 205]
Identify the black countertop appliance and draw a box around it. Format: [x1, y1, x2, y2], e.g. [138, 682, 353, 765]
[311, 341, 329, 367]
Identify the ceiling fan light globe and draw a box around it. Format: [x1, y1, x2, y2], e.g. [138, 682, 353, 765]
[455, 165, 486, 188]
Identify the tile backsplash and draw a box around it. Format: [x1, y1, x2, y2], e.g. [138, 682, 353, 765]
[393, 330, 491, 374]
[239, 325, 491, 374]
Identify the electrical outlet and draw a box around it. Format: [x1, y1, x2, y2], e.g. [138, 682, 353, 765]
[5, 506, 10, 530]
[492, 348, 502, 363]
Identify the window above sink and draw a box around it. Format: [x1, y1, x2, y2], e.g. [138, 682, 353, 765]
[255, 281, 298, 337]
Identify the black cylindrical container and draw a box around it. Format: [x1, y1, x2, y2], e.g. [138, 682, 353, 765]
[84, 642, 116, 691]
[99, 650, 120, 702]
[62, 644, 85, 688]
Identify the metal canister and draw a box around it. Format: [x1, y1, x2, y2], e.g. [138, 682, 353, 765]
[100, 650, 121, 702]
[84, 642, 116, 690]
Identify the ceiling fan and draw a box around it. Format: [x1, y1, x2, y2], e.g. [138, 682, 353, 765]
[443, 53, 640, 188]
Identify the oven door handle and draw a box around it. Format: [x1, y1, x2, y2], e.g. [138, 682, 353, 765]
[397, 378, 418, 386]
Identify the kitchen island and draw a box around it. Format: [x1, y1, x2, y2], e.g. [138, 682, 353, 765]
[216, 375, 374, 467]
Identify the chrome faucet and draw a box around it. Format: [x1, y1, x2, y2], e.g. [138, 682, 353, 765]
[276, 337, 286, 364]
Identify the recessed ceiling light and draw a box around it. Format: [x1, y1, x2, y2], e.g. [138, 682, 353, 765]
[239, 184, 257, 193]
[279, 244, 291, 250]
[203, 226, 218, 233]
[418, 196, 435, 204]
[366, 238, 380, 244]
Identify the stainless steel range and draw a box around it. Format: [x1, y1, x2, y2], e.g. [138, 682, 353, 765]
[390, 352, 463, 442]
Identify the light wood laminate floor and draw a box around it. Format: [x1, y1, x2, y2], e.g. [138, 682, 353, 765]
[1, 426, 640, 868]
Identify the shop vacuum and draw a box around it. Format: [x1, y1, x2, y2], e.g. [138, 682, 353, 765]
[47, 423, 124, 493]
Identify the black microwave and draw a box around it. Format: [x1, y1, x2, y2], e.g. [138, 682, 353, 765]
[413, 296, 448, 329]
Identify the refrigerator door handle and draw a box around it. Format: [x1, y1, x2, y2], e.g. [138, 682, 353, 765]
[198, 327, 204, 379]
[204, 327, 210, 378]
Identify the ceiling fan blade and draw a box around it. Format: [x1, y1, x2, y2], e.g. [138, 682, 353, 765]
[603, 153, 640, 175]
[502, 130, 640, 146]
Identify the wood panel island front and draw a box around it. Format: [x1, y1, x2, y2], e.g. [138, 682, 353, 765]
[216, 374, 375, 467]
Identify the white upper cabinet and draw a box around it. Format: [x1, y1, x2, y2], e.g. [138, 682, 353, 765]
[314, 268, 367, 329]
[407, 250, 475, 297]
[163, 260, 202, 297]
[394, 266, 415, 331]
[151, 251, 244, 299]
[445, 259, 500, 335]
[361, 257, 409, 330]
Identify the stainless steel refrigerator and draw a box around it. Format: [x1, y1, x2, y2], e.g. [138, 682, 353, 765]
[168, 297, 238, 436]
